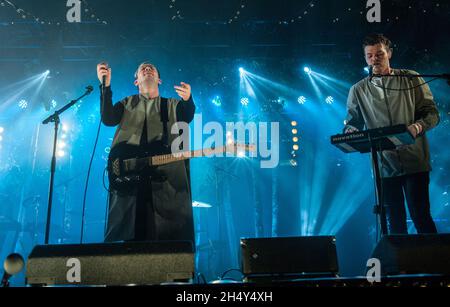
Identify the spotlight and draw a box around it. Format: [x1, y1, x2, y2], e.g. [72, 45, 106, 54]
[293, 144, 299, 151]
[57, 150, 66, 157]
[58, 141, 67, 149]
[51, 99, 57, 108]
[298, 96, 307, 104]
[237, 151, 246, 158]
[211, 96, 222, 107]
[326, 96, 334, 105]
[0, 136, 3, 142]
[293, 137, 299, 143]
[292, 129, 298, 135]
[2, 253, 25, 287]
[304, 67, 312, 74]
[45, 70, 50, 74]
[240, 97, 249, 106]
[291, 121, 298, 127]
[239, 67, 245, 74]
[18, 100, 28, 109]
[62, 124, 70, 132]
[364, 66, 370, 74]
[0, 127, 4, 133]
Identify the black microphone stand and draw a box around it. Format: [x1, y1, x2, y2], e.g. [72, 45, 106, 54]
[42, 86, 94, 245]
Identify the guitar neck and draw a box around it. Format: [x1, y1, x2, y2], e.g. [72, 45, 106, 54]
[151, 147, 227, 166]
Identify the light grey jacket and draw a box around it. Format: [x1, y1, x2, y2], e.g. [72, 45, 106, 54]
[345, 69, 440, 178]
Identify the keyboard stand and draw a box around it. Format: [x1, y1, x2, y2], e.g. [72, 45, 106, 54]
[331, 125, 415, 240]
[367, 133, 388, 238]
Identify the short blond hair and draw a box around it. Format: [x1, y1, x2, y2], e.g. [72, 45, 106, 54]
[134, 62, 161, 80]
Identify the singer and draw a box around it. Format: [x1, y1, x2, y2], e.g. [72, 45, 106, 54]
[343, 34, 440, 234]
[96, 62, 196, 243]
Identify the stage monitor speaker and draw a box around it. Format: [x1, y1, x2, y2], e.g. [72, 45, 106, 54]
[371, 234, 450, 276]
[240, 236, 339, 280]
[26, 241, 194, 286]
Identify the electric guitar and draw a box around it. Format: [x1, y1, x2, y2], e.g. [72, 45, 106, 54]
[107, 142, 256, 191]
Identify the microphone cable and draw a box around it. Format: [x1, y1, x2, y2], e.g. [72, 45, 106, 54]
[80, 78, 107, 244]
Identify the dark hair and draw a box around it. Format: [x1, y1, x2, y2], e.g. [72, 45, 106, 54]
[363, 34, 393, 51]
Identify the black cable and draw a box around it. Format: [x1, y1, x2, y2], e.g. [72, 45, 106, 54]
[220, 268, 244, 281]
[196, 273, 207, 285]
[370, 77, 439, 92]
[80, 119, 102, 244]
[80, 86, 104, 244]
[102, 167, 110, 193]
[104, 182, 110, 238]
[369, 141, 380, 242]
[377, 141, 385, 241]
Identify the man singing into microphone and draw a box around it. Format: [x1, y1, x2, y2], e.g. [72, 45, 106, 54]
[344, 34, 440, 234]
[97, 62, 195, 243]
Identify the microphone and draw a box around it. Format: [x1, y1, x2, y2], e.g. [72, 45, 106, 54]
[100, 62, 109, 88]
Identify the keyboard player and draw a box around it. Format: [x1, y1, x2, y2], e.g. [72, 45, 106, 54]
[344, 34, 440, 235]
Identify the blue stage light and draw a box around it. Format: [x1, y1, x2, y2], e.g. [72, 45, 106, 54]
[298, 96, 307, 104]
[57, 150, 66, 157]
[237, 150, 246, 158]
[240, 97, 249, 106]
[18, 100, 28, 109]
[304, 67, 312, 74]
[326, 96, 334, 104]
[211, 96, 222, 107]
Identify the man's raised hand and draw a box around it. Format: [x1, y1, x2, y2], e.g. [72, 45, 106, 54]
[174, 82, 191, 101]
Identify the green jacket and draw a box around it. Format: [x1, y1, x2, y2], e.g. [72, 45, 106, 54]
[345, 69, 440, 178]
[100, 87, 196, 242]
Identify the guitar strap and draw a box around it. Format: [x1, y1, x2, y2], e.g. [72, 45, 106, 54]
[160, 97, 169, 148]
